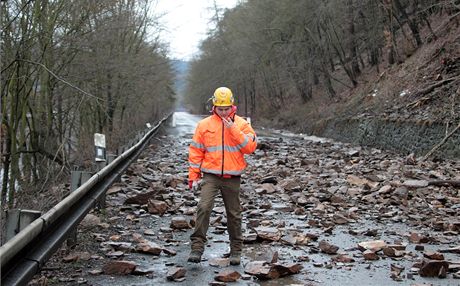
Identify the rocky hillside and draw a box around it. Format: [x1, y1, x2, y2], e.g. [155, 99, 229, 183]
[273, 15, 460, 159]
[340, 18, 459, 124]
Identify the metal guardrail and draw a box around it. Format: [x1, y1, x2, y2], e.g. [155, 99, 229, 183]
[0, 114, 172, 286]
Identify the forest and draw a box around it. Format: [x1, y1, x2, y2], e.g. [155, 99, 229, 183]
[186, 0, 459, 125]
[1, 0, 175, 209]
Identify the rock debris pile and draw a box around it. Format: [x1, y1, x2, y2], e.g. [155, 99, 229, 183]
[33, 131, 460, 285]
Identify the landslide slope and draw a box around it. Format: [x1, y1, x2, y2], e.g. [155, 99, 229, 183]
[272, 15, 460, 159]
[334, 17, 460, 125]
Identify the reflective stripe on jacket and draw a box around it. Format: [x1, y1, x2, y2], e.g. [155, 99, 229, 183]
[188, 114, 257, 181]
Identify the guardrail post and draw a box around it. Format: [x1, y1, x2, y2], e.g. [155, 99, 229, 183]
[67, 170, 93, 247]
[117, 147, 124, 156]
[169, 112, 176, 127]
[107, 153, 116, 164]
[3, 209, 42, 244]
[95, 161, 107, 209]
[94, 133, 107, 209]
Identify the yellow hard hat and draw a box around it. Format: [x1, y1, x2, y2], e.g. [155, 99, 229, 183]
[212, 87, 234, 106]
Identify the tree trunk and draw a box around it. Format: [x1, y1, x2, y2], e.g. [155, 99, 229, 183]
[322, 69, 336, 98]
[1, 128, 11, 207]
[322, 20, 358, 87]
[347, 0, 361, 77]
[393, 0, 422, 46]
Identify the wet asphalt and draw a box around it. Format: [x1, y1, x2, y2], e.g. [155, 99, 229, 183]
[47, 111, 459, 286]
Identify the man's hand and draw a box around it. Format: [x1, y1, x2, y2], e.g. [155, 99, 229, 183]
[192, 180, 199, 191]
[222, 117, 234, 128]
[189, 180, 200, 191]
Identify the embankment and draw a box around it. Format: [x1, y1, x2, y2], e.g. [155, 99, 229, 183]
[316, 117, 460, 159]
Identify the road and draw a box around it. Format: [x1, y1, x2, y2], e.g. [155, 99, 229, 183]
[34, 111, 460, 286]
[167, 111, 204, 137]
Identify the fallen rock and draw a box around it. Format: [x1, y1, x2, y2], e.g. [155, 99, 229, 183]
[259, 183, 277, 194]
[358, 240, 386, 252]
[106, 251, 124, 258]
[136, 241, 163, 255]
[419, 260, 449, 277]
[271, 263, 303, 277]
[409, 232, 430, 243]
[347, 175, 378, 188]
[209, 282, 227, 286]
[319, 240, 339, 254]
[88, 269, 103, 275]
[423, 251, 444, 260]
[383, 247, 404, 258]
[170, 216, 191, 229]
[244, 261, 302, 280]
[103, 260, 137, 275]
[251, 248, 278, 263]
[209, 258, 230, 267]
[439, 246, 460, 254]
[403, 180, 428, 188]
[363, 250, 379, 260]
[104, 241, 133, 251]
[260, 175, 277, 184]
[62, 254, 79, 263]
[281, 234, 297, 245]
[215, 270, 241, 282]
[80, 214, 101, 229]
[147, 199, 168, 215]
[386, 244, 407, 251]
[377, 185, 393, 194]
[244, 261, 273, 279]
[390, 264, 405, 281]
[166, 267, 186, 281]
[163, 248, 177, 256]
[133, 267, 155, 275]
[124, 190, 157, 205]
[243, 232, 258, 243]
[106, 185, 124, 195]
[332, 254, 355, 263]
[333, 214, 349, 224]
[254, 227, 281, 241]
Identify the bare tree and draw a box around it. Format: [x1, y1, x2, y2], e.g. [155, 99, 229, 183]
[1, 0, 174, 210]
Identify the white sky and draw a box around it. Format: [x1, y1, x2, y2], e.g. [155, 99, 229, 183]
[153, 0, 240, 60]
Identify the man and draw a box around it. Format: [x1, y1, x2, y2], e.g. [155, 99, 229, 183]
[188, 87, 257, 265]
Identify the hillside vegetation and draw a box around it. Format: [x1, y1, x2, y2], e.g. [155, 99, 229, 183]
[185, 0, 459, 143]
[1, 1, 174, 209]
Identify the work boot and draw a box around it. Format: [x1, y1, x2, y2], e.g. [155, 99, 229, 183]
[229, 252, 241, 265]
[188, 250, 202, 263]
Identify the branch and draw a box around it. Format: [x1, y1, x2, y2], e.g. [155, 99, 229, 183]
[428, 180, 460, 188]
[421, 121, 460, 161]
[0, 0, 35, 34]
[412, 77, 456, 98]
[12, 147, 65, 166]
[17, 59, 104, 102]
[432, 11, 460, 35]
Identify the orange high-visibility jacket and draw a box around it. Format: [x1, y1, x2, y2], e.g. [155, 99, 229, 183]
[188, 114, 257, 181]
